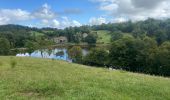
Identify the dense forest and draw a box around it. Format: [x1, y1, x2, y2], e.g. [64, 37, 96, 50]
[0, 18, 170, 76]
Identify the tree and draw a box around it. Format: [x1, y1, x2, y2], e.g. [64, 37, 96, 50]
[109, 35, 136, 70]
[109, 35, 149, 71]
[155, 30, 168, 45]
[68, 46, 83, 63]
[36, 36, 53, 49]
[148, 42, 170, 76]
[83, 48, 109, 67]
[0, 38, 10, 55]
[25, 40, 39, 54]
[84, 33, 97, 44]
[111, 31, 123, 42]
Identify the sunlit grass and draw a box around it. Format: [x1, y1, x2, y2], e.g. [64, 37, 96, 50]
[96, 30, 111, 44]
[0, 56, 170, 100]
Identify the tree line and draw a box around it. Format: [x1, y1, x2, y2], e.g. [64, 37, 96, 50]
[69, 34, 170, 76]
[0, 18, 170, 76]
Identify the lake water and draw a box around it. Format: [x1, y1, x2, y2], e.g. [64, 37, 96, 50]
[16, 48, 89, 62]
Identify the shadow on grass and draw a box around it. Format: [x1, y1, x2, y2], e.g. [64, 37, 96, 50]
[19, 82, 65, 97]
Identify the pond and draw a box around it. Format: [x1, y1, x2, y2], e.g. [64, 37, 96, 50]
[16, 47, 89, 62]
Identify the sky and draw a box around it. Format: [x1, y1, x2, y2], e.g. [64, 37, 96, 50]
[0, 0, 170, 28]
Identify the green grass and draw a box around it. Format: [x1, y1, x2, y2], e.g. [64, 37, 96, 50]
[96, 30, 111, 44]
[0, 56, 170, 100]
[30, 31, 44, 37]
[42, 30, 55, 33]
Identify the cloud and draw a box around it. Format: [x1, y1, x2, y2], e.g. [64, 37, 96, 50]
[0, 3, 82, 28]
[32, 3, 57, 19]
[40, 17, 81, 28]
[0, 9, 31, 25]
[112, 17, 127, 23]
[0, 17, 10, 25]
[91, 0, 170, 21]
[100, 3, 118, 11]
[89, 17, 106, 25]
[131, 0, 164, 9]
[51, 19, 60, 28]
[41, 19, 49, 25]
[60, 17, 81, 28]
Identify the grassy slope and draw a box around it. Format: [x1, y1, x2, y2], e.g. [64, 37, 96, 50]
[30, 31, 44, 37]
[96, 30, 111, 44]
[0, 57, 170, 100]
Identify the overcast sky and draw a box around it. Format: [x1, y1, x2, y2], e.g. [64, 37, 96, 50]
[0, 0, 170, 28]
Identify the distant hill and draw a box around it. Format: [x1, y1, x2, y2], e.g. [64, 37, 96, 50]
[1, 18, 170, 47]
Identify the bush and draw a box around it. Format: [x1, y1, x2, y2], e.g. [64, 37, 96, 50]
[68, 46, 83, 63]
[84, 33, 97, 44]
[0, 38, 10, 55]
[83, 48, 109, 67]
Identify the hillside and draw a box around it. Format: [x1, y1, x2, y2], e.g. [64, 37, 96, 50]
[0, 57, 170, 100]
[95, 30, 111, 44]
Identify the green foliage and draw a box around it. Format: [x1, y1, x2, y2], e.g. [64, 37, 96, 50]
[96, 30, 111, 44]
[68, 46, 83, 63]
[0, 38, 10, 55]
[148, 42, 170, 76]
[55, 51, 64, 56]
[83, 48, 109, 67]
[36, 37, 54, 48]
[111, 31, 123, 42]
[1, 18, 170, 76]
[25, 40, 39, 54]
[109, 33, 170, 76]
[74, 32, 82, 43]
[30, 31, 44, 37]
[85, 33, 97, 44]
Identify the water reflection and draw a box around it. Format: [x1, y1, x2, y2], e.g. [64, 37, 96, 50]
[16, 48, 88, 62]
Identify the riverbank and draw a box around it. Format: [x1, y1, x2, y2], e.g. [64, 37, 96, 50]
[51, 43, 111, 48]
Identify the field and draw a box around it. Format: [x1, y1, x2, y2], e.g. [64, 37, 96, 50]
[96, 30, 111, 44]
[30, 31, 44, 37]
[0, 56, 170, 100]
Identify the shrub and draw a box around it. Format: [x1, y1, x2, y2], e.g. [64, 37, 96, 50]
[68, 46, 83, 63]
[0, 38, 10, 55]
[83, 48, 109, 67]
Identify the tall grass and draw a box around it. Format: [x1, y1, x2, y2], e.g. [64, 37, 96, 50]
[0, 56, 169, 100]
[10, 58, 17, 68]
[0, 61, 2, 66]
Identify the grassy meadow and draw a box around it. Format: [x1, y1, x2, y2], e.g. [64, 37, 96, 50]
[0, 56, 170, 100]
[96, 30, 111, 44]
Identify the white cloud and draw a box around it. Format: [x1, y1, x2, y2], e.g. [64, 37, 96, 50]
[89, 17, 106, 25]
[0, 9, 31, 25]
[41, 19, 49, 25]
[91, 0, 170, 21]
[40, 17, 81, 29]
[0, 17, 10, 25]
[61, 17, 81, 28]
[0, 3, 82, 28]
[100, 3, 118, 11]
[112, 17, 127, 23]
[32, 3, 56, 20]
[51, 19, 60, 28]
[72, 20, 82, 26]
